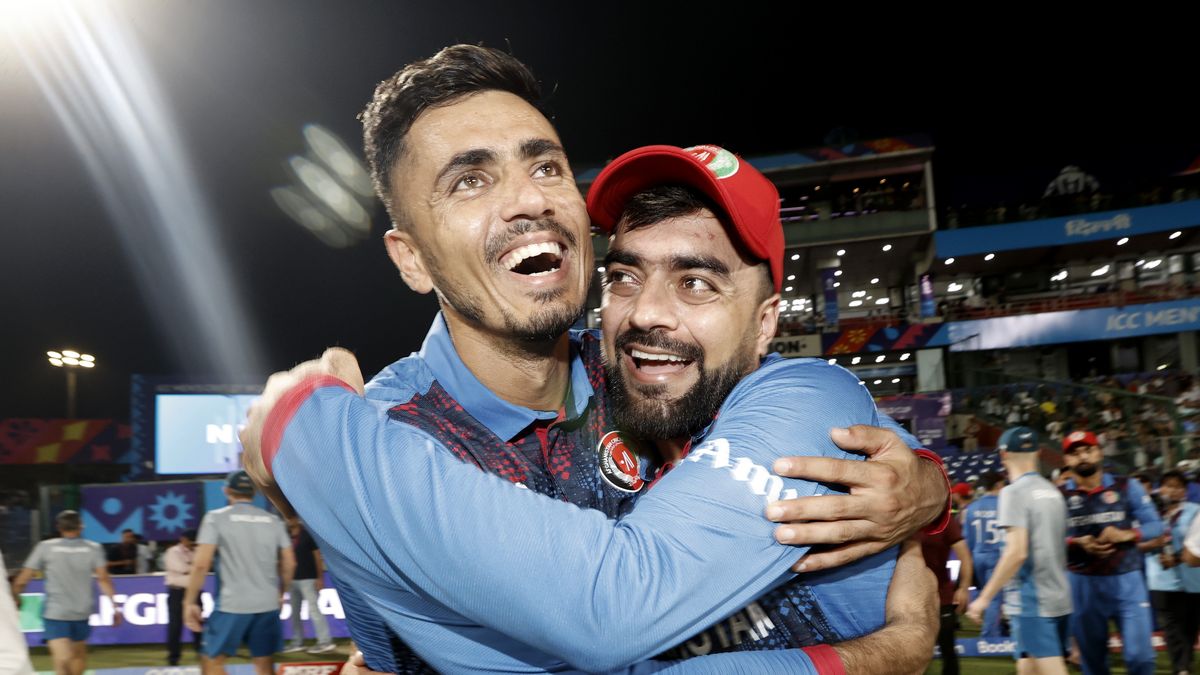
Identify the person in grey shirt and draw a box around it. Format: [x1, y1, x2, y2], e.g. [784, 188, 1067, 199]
[967, 427, 1071, 674]
[11, 510, 120, 675]
[184, 471, 295, 675]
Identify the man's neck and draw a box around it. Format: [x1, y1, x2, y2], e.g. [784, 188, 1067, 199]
[445, 312, 571, 411]
[655, 437, 690, 465]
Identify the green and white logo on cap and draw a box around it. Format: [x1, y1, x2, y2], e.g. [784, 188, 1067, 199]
[684, 145, 739, 179]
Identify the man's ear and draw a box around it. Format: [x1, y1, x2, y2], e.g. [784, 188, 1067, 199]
[754, 293, 781, 356]
[384, 227, 433, 294]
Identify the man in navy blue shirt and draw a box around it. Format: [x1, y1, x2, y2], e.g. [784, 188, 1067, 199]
[1061, 430, 1163, 675]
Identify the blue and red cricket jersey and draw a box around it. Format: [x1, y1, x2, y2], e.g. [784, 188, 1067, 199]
[269, 314, 918, 673]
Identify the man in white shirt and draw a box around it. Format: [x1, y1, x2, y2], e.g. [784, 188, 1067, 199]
[164, 529, 201, 666]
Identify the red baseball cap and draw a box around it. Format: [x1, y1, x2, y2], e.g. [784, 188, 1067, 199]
[586, 144, 784, 292]
[1062, 430, 1099, 452]
[951, 482, 972, 497]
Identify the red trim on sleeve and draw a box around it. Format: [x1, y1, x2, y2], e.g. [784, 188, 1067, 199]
[802, 644, 846, 675]
[261, 374, 356, 477]
[914, 449, 952, 535]
[1131, 528, 1142, 543]
[1066, 536, 1077, 547]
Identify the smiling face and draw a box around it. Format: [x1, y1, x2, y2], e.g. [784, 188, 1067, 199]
[600, 190, 778, 441]
[383, 91, 592, 342]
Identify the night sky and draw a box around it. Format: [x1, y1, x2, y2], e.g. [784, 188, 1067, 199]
[1, 2, 1195, 419]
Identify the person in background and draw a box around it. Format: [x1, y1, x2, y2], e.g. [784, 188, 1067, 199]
[163, 529, 201, 666]
[283, 518, 335, 655]
[951, 482, 973, 516]
[1, 549, 35, 675]
[962, 471, 1007, 638]
[106, 528, 137, 575]
[921, 513, 973, 675]
[1140, 470, 1200, 675]
[185, 471, 295, 675]
[967, 427, 1071, 675]
[11, 511, 121, 675]
[1060, 429, 1163, 675]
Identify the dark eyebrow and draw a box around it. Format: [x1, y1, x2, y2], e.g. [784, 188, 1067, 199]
[604, 248, 641, 268]
[520, 138, 564, 160]
[671, 254, 731, 279]
[605, 249, 731, 280]
[435, 148, 497, 185]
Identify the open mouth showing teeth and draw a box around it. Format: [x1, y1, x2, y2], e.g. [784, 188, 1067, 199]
[628, 348, 694, 370]
[501, 242, 565, 276]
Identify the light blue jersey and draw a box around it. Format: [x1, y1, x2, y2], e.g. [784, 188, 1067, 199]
[272, 351, 900, 673]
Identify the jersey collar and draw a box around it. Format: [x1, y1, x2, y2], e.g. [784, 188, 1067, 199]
[419, 313, 594, 442]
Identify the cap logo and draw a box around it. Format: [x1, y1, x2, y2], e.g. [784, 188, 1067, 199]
[598, 430, 644, 493]
[684, 145, 740, 180]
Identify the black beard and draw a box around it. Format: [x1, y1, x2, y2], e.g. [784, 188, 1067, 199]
[604, 328, 755, 442]
[1073, 462, 1098, 478]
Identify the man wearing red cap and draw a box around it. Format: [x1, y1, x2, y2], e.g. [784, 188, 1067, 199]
[240, 45, 949, 674]
[1060, 429, 1163, 675]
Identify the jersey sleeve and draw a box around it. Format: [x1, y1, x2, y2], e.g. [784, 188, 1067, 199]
[996, 486, 1024, 530]
[21, 543, 45, 571]
[196, 512, 218, 546]
[271, 361, 881, 673]
[275, 518, 291, 550]
[654, 648, 824, 674]
[92, 542, 106, 572]
[1125, 478, 1164, 539]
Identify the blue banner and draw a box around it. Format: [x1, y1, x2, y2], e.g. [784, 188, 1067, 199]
[82, 483, 203, 543]
[820, 268, 839, 327]
[935, 200, 1200, 258]
[925, 297, 1200, 352]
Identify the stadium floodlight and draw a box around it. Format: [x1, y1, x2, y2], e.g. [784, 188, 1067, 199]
[833, 282, 841, 288]
[873, 379, 882, 385]
[836, 249, 846, 256]
[851, 356, 862, 365]
[1170, 231, 1182, 240]
[891, 378, 901, 384]
[871, 278, 880, 284]
[875, 297, 889, 305]
[1144, 259, 1162, 269]
[827, 358, 837, 365]
[881, 244, 893, 252]
[787, 274, 796, 281]
[785, 286, 794, 292]
[945, 258, 955, 265]
[849, 300, 863, 307]
[1091, 265, 1110, 277]
[984, 253, 995, 261]
[947, 282, 963, 292]
[1116, 237, 1129, 246]
[834, 270, 843, 277]
[900, 353, 911, 361]
[47, 347, 95, 417]
[875, 355, 886, 363]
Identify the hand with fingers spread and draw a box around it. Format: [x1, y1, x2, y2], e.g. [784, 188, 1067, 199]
[240, 348, 367, 520]
[766, 425, 950, 572]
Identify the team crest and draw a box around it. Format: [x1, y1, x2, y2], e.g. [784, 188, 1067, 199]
[1068, 495, 1084, 509]
[684, 145, 740, 179]
[598, 431, 645, 493]
[1102, 490, 1119, 504]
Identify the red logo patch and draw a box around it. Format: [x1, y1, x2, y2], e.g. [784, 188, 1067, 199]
[598, 431, 645, 493]
[1102, 490, 1119, 504]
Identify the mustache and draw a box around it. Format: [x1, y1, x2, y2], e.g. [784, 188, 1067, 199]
[615, 328, 703, 364]
[484, 218, 578, 265]
[1073, 462, 1098, 477]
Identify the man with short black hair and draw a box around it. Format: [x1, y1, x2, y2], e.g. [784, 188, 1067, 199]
[185, 471, 294, 675]
[12, 510, 120, 675]
[106, 528, 137, 575]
